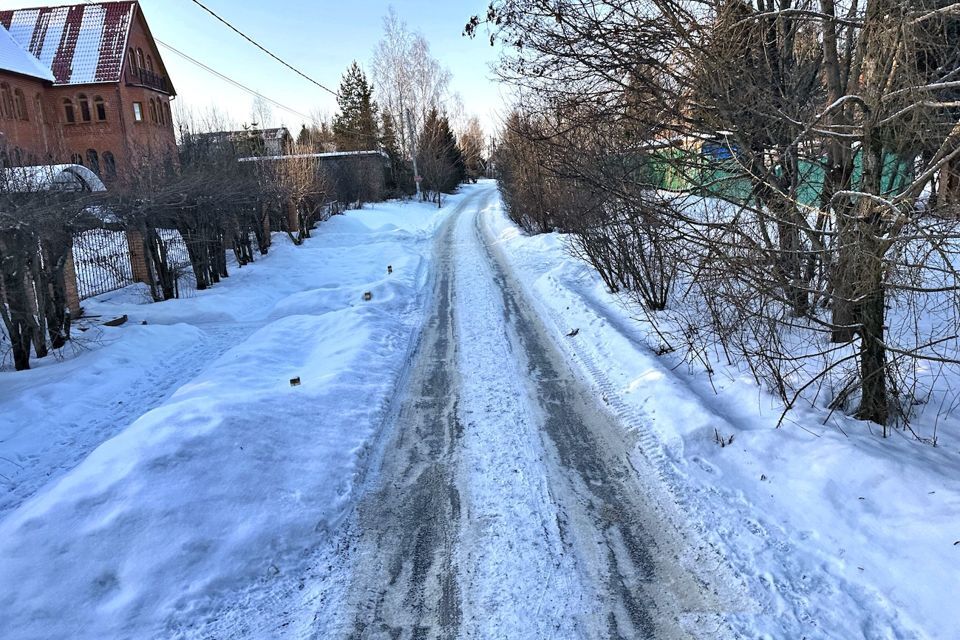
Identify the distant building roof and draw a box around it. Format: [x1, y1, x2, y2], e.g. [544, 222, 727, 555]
[0, 1, 137, 85]
[194, 127, 291, 142]
[238, 150, 388, 163]
[188, 127, 293, 157]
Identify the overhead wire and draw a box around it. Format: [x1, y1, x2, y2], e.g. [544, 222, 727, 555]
[187, 0, 339, 98]
[154, 38, 314, 122]
[77, 0, 381, 143]
[180, 0, 383, 144]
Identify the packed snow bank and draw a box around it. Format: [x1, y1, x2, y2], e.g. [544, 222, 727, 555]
[0, 189, 475, 639]
[481, 195, 960, 640]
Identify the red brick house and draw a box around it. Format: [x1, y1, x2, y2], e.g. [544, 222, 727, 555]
[0, 1, 176, 185]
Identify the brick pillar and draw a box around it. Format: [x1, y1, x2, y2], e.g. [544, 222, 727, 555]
[125, 229, 152, 285]
[64, 246, 82, 317]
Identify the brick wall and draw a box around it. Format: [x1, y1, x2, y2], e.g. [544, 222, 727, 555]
[0, 72, 61, 164]
[63, 246, 81, 316]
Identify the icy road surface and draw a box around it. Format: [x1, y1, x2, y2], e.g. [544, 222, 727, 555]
[314, 184, 728, 639]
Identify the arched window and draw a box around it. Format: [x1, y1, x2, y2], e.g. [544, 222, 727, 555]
[136, 48, 145, 70]
[129, 47, 136, 70]
[0, 83, 13, 119]
[149, 99, 158, 123]
[103, 151, 117, 178]
[163, 102, 171, 127]
[158, 100, 166, 125]
[34, 94, 45, 123]
[63, 98, 76, 124]
[94, 96, 106, 121]
[146, 55, 154, 72]
[70, 152, 83, 165]
[13, 89, 28, 121]
[86, 149, 100, 175]
[78, 94, 91, 122]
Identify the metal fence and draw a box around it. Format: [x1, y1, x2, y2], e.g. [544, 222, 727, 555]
[158, 228, 197, 295]
[73, 227, 197, 301]
[72, 229, 135, 300]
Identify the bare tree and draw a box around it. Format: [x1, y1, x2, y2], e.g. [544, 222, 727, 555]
[470, 0, 960, 430]
[372, 8, 454, 157]
[0, 166, 98, 369]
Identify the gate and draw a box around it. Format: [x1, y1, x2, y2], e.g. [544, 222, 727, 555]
[72, 229, 134, 300]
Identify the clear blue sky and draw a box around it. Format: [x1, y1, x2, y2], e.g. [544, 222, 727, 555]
[1, 0, 507, 133]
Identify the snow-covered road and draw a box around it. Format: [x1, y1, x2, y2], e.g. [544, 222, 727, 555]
[313, 183, 729, 639]
[5, 181, 953, 639]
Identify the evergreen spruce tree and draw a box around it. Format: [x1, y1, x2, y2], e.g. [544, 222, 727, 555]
[417, 108, 467, 205]
[333, 62, 379, 151]
[381, 111, 412, 194]
[297, 124, 313, 149]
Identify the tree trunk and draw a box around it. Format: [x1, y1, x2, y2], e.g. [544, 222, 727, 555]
[856, 228, 888, 427]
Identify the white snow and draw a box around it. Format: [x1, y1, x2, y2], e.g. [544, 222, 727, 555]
[0, 24, 53, 81]
[2, 180, 956, 638]
[449, 196, 593, 637]
[481, 194, 960, 639]
[0, 192, 466, 639]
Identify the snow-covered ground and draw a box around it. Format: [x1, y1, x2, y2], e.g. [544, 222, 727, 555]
[481, 195, 960, 639]
[2, 180, 955, 639]
[0, 189, 475, 639]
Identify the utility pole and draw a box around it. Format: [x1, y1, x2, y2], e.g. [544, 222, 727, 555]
[406, 108, 422, 200]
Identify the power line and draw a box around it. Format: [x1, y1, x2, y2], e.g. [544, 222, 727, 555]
[187, 0, 339, 98]
[155, 38, 313, 122]
[78, 0, 381, 143]
[76, 0, 312, 121]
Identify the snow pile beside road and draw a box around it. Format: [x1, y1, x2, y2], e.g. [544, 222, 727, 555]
[0, 192, 468, 639]
[482, 196, 960, 640]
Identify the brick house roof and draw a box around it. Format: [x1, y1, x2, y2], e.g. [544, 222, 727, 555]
[0, 1, 137, 85]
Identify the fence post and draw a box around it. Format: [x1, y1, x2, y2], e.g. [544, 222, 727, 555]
[125, 229, 152, 285]
[64, 245, 82, 316]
